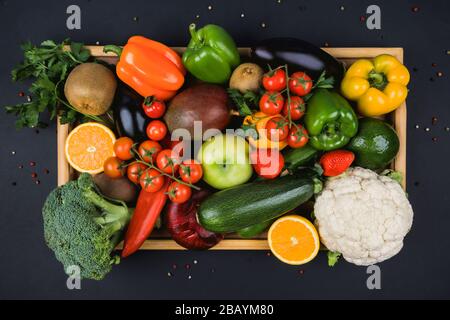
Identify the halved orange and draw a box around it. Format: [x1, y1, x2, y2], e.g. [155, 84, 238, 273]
[268, 215, 320, 265]
[65, 122, 116, 174]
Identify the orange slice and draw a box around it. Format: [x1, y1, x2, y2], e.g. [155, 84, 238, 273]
[268, 215, 320, 265]
[65, 122, 116, 174]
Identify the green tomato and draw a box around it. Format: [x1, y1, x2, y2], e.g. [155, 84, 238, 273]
[198, 134, 253, 190]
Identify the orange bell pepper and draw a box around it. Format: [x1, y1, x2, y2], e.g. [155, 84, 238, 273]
[104, 36, 186, 101]
[243, 112, 288, 150]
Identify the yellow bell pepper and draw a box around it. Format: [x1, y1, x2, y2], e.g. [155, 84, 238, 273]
[243, 112, 288, 150]
[341, 54, 410, 116]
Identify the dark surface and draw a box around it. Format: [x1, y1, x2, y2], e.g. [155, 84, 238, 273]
[0, 0, 449, 300]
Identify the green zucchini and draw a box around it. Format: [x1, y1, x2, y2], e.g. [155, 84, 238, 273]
[198, 173, 314, 233]
[283, 144, 318, 171]
[237, 219, 274, 238]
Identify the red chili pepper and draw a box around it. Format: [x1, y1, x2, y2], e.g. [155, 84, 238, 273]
[121, 178, 170, 258]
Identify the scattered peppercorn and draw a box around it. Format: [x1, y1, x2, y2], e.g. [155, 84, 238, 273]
[18, 91, 25, 97]
[412, 67, 418, 72]
[432, 137, 438, 142]
[18, 164, 24, 169]
[430, 77, 435, 82]
[44, 168, 50, 174]
[29, 161, 36, 167]
[431, 63, 437, 67]
[432, 117, 438, 125]
[35, 180, 41, 185]
[360, 16, 366, 22]
[437, 71, 443, 77]
[445, 127, 450, 132]
[414, 124, 420, 129]
[31, 172, 38, 179]
[411, 6, 420, 13]
[185, 264, 191, 270]
[132, 16, 138, 22]
[299, 269, 305, 275]
[261, 22, 267, 28]
[12, 182, 17, 186]
[11, 151, 16, 155]
[167, 272, 172, 277]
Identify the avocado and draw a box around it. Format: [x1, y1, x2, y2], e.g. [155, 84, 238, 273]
[347, 118, 399, 170]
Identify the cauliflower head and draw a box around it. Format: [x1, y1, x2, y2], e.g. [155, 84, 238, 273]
[315, 167, 413, 266]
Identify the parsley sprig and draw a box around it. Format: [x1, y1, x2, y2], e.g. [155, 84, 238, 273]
[5, 39, 102, 129]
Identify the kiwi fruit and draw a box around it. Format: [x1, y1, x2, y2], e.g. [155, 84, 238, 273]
[64, 63, 117, 116]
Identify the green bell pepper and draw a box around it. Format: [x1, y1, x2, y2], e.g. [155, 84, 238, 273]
[182, 23, 240, 84]
[304, 89, 358, 151]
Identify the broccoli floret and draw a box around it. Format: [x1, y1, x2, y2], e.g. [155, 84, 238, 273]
[42, 173, 133, 280]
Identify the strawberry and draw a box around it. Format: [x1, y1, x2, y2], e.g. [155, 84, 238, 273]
[319, 150, 355, 177]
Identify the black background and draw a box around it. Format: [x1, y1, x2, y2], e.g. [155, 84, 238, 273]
[0, 0, 449, 300]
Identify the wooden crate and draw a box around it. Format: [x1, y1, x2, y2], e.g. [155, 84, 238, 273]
[57, 46, 407, 250]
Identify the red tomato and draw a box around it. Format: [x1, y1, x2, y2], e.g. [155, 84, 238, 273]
[250, 148, 284, 179]
[288, 72, 313, 96]
[168, 182, 192, 204]
[146, 120, 167, 141]
[287, 125, 309, 148]
[127, 162, 147, 184]
[142, 96, 166, 119]
[138, 140, 162, 163]
[282, 96, 305, 121]
[114, 137, 134, 161]
[103, 157, 124, 179]
[156, 149, 180, 174]
[139, 169, 165, 192]
[262, 68, 287, 91]
[265, 116, 289, 142]
[179, 160, 203, 184]
[259, 91, 284, 115]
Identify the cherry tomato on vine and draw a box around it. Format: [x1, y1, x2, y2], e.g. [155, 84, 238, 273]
[179, 160, 203, 184]
[265, 116, 289, 142]
[287, 125, 309, 148]
[127, 162, 147, 184]
[289, 72, 313, 96]
[156, 149, 180, 174]
[262, 68, 287, 91]
[168, 181, 192, 204]
[142, 96, 166, 119]
[114, 137, 134, 161]
[283, 96, 305, 121]
[138, 140, 162, 163]
[250, 148, 285, 179]
[259, 91, 284, 115]
[146, 120, 167, 141]
[103, 156, 125, 179]
[139, 169, 165, 193]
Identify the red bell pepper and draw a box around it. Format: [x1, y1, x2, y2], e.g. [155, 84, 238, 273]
[121, 178, 170, 258]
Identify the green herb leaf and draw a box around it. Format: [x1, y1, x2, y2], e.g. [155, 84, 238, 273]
[4, 39, 92, 129]
[228, 88, 258, 116]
